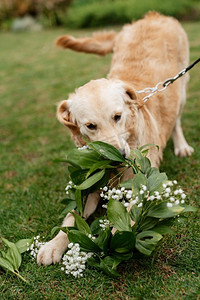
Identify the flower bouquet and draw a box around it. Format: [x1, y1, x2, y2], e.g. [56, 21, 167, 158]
[52, 142, 196, 278]
[0, 142, 197, 280]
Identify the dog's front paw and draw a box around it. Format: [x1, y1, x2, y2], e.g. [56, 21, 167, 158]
[174, 144, 194, 157]
[37, 234, 69, 265]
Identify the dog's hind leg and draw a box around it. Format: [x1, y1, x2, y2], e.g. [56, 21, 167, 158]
[37, 192, 100, 265]
[172, 76, 194, 157]
[56, 31, 116, 56]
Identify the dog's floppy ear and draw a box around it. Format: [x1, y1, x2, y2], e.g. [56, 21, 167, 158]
[57, 100, 79, 133]
[123, 83, 143, 108]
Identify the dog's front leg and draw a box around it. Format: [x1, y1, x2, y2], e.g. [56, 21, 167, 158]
[37, 192, 100, 266]
[37, 212, 75, 265]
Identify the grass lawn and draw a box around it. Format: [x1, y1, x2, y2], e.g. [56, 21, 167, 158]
[0, 22, 200, 299]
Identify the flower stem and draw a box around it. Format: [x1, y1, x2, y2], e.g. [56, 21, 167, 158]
[13, 270, 27, 283]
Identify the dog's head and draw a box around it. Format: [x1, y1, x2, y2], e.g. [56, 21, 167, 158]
[57, 79, 143, 157]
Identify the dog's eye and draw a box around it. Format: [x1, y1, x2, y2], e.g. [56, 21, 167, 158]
[86, 123, 97, 130]
[114, 114, 121, 122]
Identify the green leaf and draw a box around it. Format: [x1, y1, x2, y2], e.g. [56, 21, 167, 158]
[181, 204, 198, 213]
[110, 231, 135, 253]
[120, 179, 133, 189]
[15, 238, 34, 254]
[60, 198, 75, 205]
[133, 149, 151, 173]
[68, 230, 101, 252]
[107, 198, 132, 232]
[71, 212, 91, 234]
[76, 169, 105, 190]
[139, 217, 158, 231]
[87, 160, 113, 177]
[70, 169, 88, 185]
[87, 169, 110, 193]
[135, 231, 163, 256]
[94, 228, 111, 254]
[59, 201, 76, 219]
[147, 172, 167, 194]
[75, 189, 83, 215]
[0, 256, 15, 272]
[53, 158, 81, 168]
[90, 218, 102, 235]
[151, 225, 175, 235]
[87, 256, 101, 269]
[2, 238, 21, 270]
[67, 148, 102, 169]
[132, 173, 147, 195]
[130, 205, 142, 224]
[99, 257, 120, 277]
[103, 256, 121, 269]
[89, 141, 126, 162]
[147, 203, 184, 218]
[112, 251, 133, 261]
[146, 167, 159, 178]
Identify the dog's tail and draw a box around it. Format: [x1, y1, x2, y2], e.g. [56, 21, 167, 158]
[56, 31, 116, 56]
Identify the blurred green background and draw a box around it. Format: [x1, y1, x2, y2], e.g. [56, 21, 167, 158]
[1, 0, 200, 30]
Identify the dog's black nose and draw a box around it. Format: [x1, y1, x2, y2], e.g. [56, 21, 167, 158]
[119, 148, 126, 158]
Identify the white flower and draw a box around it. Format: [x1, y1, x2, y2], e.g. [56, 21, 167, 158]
[126, 194, 132, 199]
[165, 188, 171, 193]
[142, 185, 147, 191]
[167, 203, 173, 208]
[174, 190, 179, 195]
[164, 193, 169, 198]
[78, 145, 90, 150]
[178, 189, 183, 194]
[181, 200, 185, 204]
[173, 180, 177, 184]
[27, 236, 46, 260]
[103, 186, 108, 192]
[181, 193, 186, 199]
[154, 191, 159, 196]
[121, 187, 125, 192]
[131, 200, 137, 205]
[175, 200, 180, 205]
[116, 189, 122, 195]
[124, 202, 130, 207]
[61, 243, 92, 278]
[170, 197, 175, 202]
[162, 184, 167, 188]
[139, 190, 144, 195]
[138, 203, 143, 207]
[149, 195, 155, 201]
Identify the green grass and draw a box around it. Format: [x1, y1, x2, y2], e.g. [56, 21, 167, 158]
[0, 22, 200, 299]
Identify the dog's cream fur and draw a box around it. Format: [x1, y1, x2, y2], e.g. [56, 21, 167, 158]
[37, 12, 193, 265]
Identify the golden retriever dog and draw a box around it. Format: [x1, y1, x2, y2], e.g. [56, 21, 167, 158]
[37, 12, 193, 265]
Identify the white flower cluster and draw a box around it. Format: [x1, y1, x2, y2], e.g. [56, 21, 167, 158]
[65, 181, 76, 195]
[100, 180, 186, 209]
[87, 233, 96, 241]
[77, 145, 90, 150]
[100, 186, 139, 208]
[147, 180, 186, 208]
[161, 180, 186, 208]
[61, 243, 93, 278]
[27, 235, 45, 259]
[99, 219, 110, 231]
